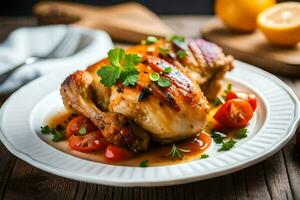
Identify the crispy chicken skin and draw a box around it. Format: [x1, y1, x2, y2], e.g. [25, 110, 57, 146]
[60, 38, 233, 152]
[60, 71, 150, 152]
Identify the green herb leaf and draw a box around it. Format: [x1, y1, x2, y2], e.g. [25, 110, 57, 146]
[159, 47, 169, 57]
[150, 72, 160, 81]
[157, 77, 172, 88]
[122, 73, 139, 86]
[210, 129, 227, 144]
[142, 36, 158, 45]
[235, 128, 248, 139]
[166, 144, 191, 159]
[52, 130, 65, 142]
[170, 35, 185, 43]
[78, 127, 87, 135]
[218, 139, 236, 152]
[41, 125, 66, 142]
[200, 154, 209, 159]
[107, 48, 125, 67]
[164, 66, 172, 74]
[41, 125, 53, 134]
[224, 83, 233, 94]
[124, 54, 142, 69]
[97, 66, 121, 87]
[97, 48, 141, 87]
[139, 160, 149, 167]
[177, 50, 187, 59]
[211, 97, 225, 106]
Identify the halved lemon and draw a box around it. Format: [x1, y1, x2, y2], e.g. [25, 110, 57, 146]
[257, 2, 300, 46]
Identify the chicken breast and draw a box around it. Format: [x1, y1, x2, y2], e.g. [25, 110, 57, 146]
[61, 37, 233, 152]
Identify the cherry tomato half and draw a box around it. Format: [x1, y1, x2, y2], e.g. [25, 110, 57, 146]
[226, 91, 257, 111]
[214, 99, 253, 129]
[69, 130, 109, 153]
[105, 145, 133, 161]
[66, 115, 98, 137]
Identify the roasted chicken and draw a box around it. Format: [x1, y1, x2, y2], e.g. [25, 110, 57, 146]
[60, 38, 233, 152]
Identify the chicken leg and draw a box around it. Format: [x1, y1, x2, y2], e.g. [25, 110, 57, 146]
[60, 71, 150, 152]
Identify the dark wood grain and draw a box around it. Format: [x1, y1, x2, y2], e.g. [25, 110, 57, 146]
[0, 16, 299, 200]
[3, 159, 78, 200]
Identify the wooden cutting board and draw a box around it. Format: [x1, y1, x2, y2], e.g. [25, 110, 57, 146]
[33, 2, 174, 43]
[201, 18, 300, 77]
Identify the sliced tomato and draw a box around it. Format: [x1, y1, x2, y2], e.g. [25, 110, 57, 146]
[226, 91, 257, 111]
[105, 145, 133, 161]
[66, 115, 98, 137]
[214, 99, 253, 129]
[69, 130, 109, 153]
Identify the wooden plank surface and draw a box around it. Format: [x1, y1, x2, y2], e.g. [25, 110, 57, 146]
[201, 18, 300, 77]
[0, 16, 299, 200]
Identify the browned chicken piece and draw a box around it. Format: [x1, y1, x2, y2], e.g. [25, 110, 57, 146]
[132, 38, 234, 100]
[60, 37, 233, 152]
[60, 71, 150, 152]
[185, 39, 234, 100]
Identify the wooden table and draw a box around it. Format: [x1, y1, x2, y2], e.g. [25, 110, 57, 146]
[0, 16, 299, 200]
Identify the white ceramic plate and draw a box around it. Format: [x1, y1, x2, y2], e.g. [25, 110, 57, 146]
[0, 61, 299, 187]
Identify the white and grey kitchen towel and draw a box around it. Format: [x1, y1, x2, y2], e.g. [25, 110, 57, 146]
[0, 25, 113, 94]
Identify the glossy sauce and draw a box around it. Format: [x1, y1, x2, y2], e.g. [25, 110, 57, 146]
[46, 111, 212, 167]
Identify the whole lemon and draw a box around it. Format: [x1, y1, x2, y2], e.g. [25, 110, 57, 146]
[215, 0, 276, 31]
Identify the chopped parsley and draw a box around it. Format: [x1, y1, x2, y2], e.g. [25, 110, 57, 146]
[157, 77, 172, 88]
[141, 36, 158, 45]
[52, 130, 65, 142]
[200, 154, 209, 159]
[166, 144, 191, 159]
[78, 127, 87, 135]
[41, 125, 53, 134]
[218, 139, 236, 152]
[41, 125, 66, 142]
[210, 129, 227, 144]
[97, 48, 141, 87]
[177, 50, 187, 59]
[159, 47, 170, 57]
[150, 72, 160, 81]
[211, 97, 225, 106]
[224, 83, 233, 94]
[139, 160, 149, 167]
[235, 128, 248, 139]
[170, 35, 185, 43]
[164, 66, 172, 74]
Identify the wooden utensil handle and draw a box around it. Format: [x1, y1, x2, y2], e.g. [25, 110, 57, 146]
[33, 2, 101, 25]
[33, 2, 174, 43]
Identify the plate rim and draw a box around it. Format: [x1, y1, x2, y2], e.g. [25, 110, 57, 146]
[0, 60, 299, 187]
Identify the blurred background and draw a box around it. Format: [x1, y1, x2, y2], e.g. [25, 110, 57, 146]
[2, 0, 214, 16]
[2, 0, 295, 16]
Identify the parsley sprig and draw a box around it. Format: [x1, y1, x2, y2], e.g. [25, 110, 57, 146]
[200, 154, 209, 159]
[210, 129, 227, 144]
[224, 83, 233, 94]
[235, 128, 248, 139]
[166, 144, 191, 159]
[41, 125, 66, 142]
[177, 50, 187, 59]
[218, 139, 236, 152]
[139, 160, 149, 167]
[170, 35, 185, 43]
[211, 97, 225, 106]
[97, 48, 141, 87]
